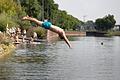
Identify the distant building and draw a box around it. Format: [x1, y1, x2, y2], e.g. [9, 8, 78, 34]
[113, 25, 120, 31]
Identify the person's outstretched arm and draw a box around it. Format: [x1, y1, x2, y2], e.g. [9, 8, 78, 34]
[22, 16, 43, 26]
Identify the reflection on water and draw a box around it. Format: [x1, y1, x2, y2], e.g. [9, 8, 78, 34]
[0, 36, 120, 80]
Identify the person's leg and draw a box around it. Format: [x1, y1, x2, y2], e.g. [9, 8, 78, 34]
[22, 16, 43, 26]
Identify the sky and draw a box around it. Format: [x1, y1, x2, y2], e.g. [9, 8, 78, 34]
[54, 0, 120, 24]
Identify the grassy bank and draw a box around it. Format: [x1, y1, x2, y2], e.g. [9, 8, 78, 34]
[0, 43, 15, 59]
[86, 31, 120, 37]
[0, 33, 15, 59]
[105, 31, 120, 36]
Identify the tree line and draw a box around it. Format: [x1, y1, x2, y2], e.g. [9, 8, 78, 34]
[0, 0, 116, 32]
[79, 14, 116, 31]
[0, 0, 83, 32]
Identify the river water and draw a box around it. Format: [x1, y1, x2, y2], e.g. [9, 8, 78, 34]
[0, 36, 120, 80]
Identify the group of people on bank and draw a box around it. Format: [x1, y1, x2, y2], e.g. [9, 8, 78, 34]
[6, 26, 37, 43]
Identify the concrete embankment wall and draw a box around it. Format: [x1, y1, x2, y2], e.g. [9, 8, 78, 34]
[46, 30, 59, 43]
[65, 31, 86, 37]
[46, 30, 86, 42]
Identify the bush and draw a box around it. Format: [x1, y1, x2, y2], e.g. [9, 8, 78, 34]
[0, 13, 17, 32]
[0, 33, 12, 46]
[26, 27, 46, 39]
[33, 27, 46, 39]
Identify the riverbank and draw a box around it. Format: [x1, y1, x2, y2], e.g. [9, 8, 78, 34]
[86, 31, 120, 37]
[0, 33, 15, 60]
[0, 43, 15, 59]
[105, 31, 120, 36]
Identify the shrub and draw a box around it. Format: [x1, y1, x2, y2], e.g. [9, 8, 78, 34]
[33, 27, 46, 39]
[0, 33, 12, 46]
[0, 13, 17, 32]
[26, 27, 46, 39]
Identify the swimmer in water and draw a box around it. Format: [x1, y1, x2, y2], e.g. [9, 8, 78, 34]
[101, 42, 103, 45]
[22, 16, 72, 48]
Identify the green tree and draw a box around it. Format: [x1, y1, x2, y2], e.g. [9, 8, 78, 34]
[0, 0, 83, 32]
[37, 0, 82, 30]
[95, 14, 116, 31]
[0, 0, 22, 31]
[19, 0, 41, 18]
[0, 0, 18, 16]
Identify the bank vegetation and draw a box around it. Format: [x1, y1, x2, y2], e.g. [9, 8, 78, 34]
[0, 33, 15, 58]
